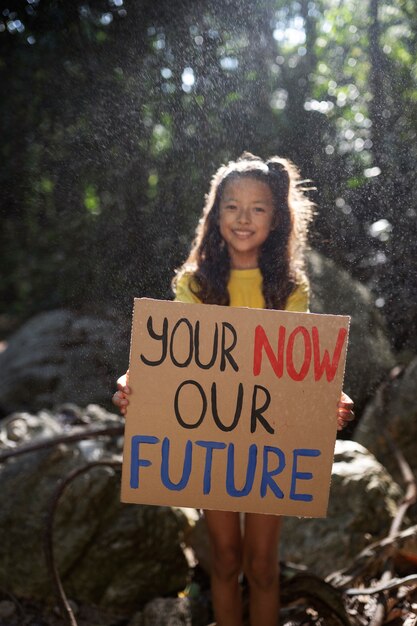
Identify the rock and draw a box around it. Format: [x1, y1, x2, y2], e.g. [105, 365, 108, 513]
[128, 596, 210, 626]
[353, 357, 417, 485]
[185, 513, 212, 575]
[0, 404, 124, 456]
[187, 442, 402, 579]
[307, 251, 395, 412]
[0, 310, 129, 416]
[0, 408, 190, 615]
[129, 611, 145, 626]
[279, 441, 402, 577]
[0, 600, 16, 619]
[130, 598, 192, 626]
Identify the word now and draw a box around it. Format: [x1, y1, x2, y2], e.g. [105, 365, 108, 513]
[130, 435, 321, 502]
[253, 325, 347, 382]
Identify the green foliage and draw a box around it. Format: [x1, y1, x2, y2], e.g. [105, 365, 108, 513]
[1, 0, 417, 350]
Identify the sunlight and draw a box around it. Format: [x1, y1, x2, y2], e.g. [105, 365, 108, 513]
[273, 17, 306, 46]
[181, 67, 195, 92]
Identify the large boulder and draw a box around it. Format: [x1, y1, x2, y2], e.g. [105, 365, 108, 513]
[307, 251, 395, 411]
[353, 356, 417, 485]
[128, 596, 210, 626]
[0, 310, 129, 416]
[186, 441, 402, 579]
[279, 441, 402, 577]
[0, 406, 190, 616]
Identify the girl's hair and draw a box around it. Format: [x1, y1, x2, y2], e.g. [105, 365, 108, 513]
[173, 152, 315, 310]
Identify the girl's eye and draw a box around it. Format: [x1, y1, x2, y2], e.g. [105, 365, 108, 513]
[226, 204, 237, 210]
[254, 207, 265, 213]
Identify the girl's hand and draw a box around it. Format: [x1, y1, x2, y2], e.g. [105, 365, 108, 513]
[112, 370, 131, 416]
[337, 391, 354, 431]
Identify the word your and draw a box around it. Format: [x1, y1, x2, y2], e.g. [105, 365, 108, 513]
[129, 435, 321, 502]
[140, 316, 239, 371]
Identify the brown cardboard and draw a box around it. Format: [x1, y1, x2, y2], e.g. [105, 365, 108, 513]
[121, 298, 350, 518]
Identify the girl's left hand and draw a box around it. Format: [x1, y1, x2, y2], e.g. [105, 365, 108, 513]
[337, 392, 355, 431]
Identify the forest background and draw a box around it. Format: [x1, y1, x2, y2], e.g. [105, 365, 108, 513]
[1, 0, 417, 357]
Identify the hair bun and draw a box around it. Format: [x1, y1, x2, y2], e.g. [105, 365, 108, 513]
[266, 158, 286, 172]
[237, 151, 262, 162]
[266, 158, 290, 182]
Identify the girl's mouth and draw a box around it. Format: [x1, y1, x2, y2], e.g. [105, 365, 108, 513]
[233, 230, 254, 238]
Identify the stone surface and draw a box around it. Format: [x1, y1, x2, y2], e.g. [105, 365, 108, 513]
[0, 406, 190, 615]
[279, 440, 402, 577]
[128, 598, 192, 626]
[353, 357, 417, 487]
[0, 310, 129, 416]
[128, 595, 210, 626]
[0, 600, 16, 619]
[0, 403, 123, 453]
[307, 251, 395, 412]
[187, 441, 402, 579]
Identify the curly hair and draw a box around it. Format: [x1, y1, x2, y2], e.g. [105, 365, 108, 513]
[173, 152, 315, 310]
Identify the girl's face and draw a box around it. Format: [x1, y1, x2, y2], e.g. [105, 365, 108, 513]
[219, 176, 276, 269]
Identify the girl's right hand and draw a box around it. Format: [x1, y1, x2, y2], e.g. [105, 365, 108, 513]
[112, 370, 131, 416]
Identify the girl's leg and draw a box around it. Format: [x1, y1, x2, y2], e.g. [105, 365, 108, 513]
[204, 510, 243, 626]
[243, 513, 282, 626]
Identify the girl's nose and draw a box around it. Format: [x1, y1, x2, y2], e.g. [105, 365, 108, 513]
[237, 207, 251, 223]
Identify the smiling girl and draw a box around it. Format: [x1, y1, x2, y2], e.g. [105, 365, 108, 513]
[113, 152, 354, 626]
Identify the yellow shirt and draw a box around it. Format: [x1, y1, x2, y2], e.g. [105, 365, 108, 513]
[174, 268, 309, 312]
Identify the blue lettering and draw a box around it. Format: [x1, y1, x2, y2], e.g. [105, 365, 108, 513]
[290, 448, 321, 501]
[260, 446, 285, 498]
[226, 443, 257, 497]
[196, 440, 227, 494]
[161, 437, 192, 491]
[130, 435, 159, 489]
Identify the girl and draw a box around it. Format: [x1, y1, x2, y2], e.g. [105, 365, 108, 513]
[113, 152, 354, 626]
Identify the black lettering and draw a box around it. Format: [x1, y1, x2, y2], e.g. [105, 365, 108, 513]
[194, 321, 219, 370]
[220, 322, 239, 372]
[170, 318, 193, 367]
[250, 385, 274, 434]
[140, 316, 168, 366]
[174, 380, 207, 429]
[211, 382, 243, 432]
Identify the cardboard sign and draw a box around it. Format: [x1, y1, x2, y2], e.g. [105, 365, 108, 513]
[121, 298, 350, 518]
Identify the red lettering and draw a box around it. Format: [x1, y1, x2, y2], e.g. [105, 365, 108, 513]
[286, 326, 312, 381]
[253, 324, 347, 383]
[312, 327, 347, 382]
[253, 325, 285, 377]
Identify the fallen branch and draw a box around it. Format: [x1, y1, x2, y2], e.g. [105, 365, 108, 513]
[345, 573, 417, 596]
[368, 423, 417, 626]
[384, 429, 417, 537]
[0, 424, 124, 463]
[281, 572, 351, 626]
[327, 524, 417, 587]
